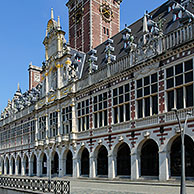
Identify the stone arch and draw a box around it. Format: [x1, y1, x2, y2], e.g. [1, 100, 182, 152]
[5, 157, 9, 175]
[139, 139, 159, 177]
[114, 142, 131, 177]
[51, 151, 59, 176]
[95, 145, 108, 176]
[16, 155, 22, 175]
[10, 156, 16, 175]
[170, 134, 194, 177]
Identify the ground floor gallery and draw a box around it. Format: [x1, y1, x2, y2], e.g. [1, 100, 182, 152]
[1, 134, 194, 181]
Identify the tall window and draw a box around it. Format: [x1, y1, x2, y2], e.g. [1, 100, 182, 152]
[136, 73, 158, 118]
[93, 92, 108, 128]
[39, 116, 46, 140]
[113, 83, 130, 124]
[30, 120, 35, 143]
[77, 99, 89, 132]
[62, 106, 72, 134]
[49, 112, 58, 137]
[166, 59, 194, 111]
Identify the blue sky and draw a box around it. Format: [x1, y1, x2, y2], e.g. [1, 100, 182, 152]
[0, 0, 166, 112]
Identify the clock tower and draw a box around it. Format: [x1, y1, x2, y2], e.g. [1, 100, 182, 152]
[66, 0, 122, 53]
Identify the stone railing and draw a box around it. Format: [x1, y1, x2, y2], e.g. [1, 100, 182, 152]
[0, 176, 70, 194]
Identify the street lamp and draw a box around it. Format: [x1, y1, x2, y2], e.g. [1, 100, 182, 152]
[172, 108, 192, 194]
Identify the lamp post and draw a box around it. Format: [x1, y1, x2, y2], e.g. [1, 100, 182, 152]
[172, 108, 192, 194]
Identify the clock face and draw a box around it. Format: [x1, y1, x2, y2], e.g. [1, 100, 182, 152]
[34, 73, 40, 82]
[99, 4, 113, 22]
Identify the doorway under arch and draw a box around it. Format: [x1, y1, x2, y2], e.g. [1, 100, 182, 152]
[170, 135, 194, 177]
[117, 143, 131, 176]
[51, 152, 59, 175]
[66, 150, 73, 175]
[141, 139, 159, 176]
[97, 146, 108, 176]
[11, 157, 15, 175]
[5, 158, 9, 175]
[24, 155, 29, 175]
[81, 148, 89, 176]
[42, 153, 47, 175]
[32, 154, 37, 175]
[17, 156, 22, 175]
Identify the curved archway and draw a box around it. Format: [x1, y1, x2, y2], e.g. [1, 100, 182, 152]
[117, 142, 131, 176]
[11, 157, 15, 175]
[5, 157, 9, 175]
[141, 139, 159, 176]
[51, 152, 59, 175]
[17, 156, 22, 175]
[97, 145, 108, 176]
[170, 135, 194, 177]
[81, 148, 89, 176]
[66, 150, 73, 175]
[41, 153, 47, 175]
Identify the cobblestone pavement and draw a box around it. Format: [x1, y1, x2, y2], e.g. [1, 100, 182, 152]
[70, 179, 194, 194]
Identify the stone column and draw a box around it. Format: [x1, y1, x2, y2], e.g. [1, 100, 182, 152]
[46, 113, 49, 139]
[37, 157, 41, 177]
[159, 149, 169, 181]
[15, 160, 18, 175]
[47, 157, 51, 178]
[131, 151, 140, 180]
[73, 156, 79, 178]
[29, 158, 33, 177]
[89, 155, 96, 178]
[71, 98, 77, 133]
[59, 155, 63, 177]
[108, 154, 116, 179]
[21, 158, 25, 176]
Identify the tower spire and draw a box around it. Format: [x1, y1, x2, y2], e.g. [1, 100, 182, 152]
[51, 8, 54, 19]
[57, 16, 61, 29]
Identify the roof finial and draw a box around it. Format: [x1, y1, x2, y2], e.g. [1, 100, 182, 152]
[51, 8, 54, 19]
[17, 82, 20, 91]
[143, 12, 148, 33]
[57, 16, 61, 29]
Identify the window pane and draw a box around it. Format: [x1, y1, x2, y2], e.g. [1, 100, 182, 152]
[103, 92, 107, 100]
[114, 107, 118, 124]
[151, 83, 158, 93]
[125, 93, 130, 102]
[94, 96, 97, 103]
[138, 99, 143, 118]
[175, 63, 183, 75]
[176, 87, 183, 109]
[185, 59, 193, 71]
[145, 97, 150, 117]
[94, 104, 97, 111]
[152, 96, 158, 115]
[119, 86, 123, 94]
[125, 103, 130, 121]
[119, 105, 124, 123]
[167, 78, 174, 88]
[167, 90, 174, 111]
[125, 84, 130, 92]
[86, 116, 89, 130]
[99, 112, 103, 127]
[82, 117, 85, 131]
[113, 88, 117, 96]
[99, 102, 102, 110]
[144, 76, 150, 86]
[113, 97, 117, 105]
[99, 94, 103, 102]
[78, 118, 81, 132]
[119, 95, 123, 104]
[144, 86, 150, 96]
[137, 89, 142, 98]
[103, 101, 107, 108]
[167, 67, 174, 78]
[175, 75, 183, 86]
[186, 84, 193, 107]
[104, 110, 108, 126]
[151, 73, 157, 83]
[94, 113, 98, 128]
[137, 79, 142, 88]
[185, 72, 193, 83]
